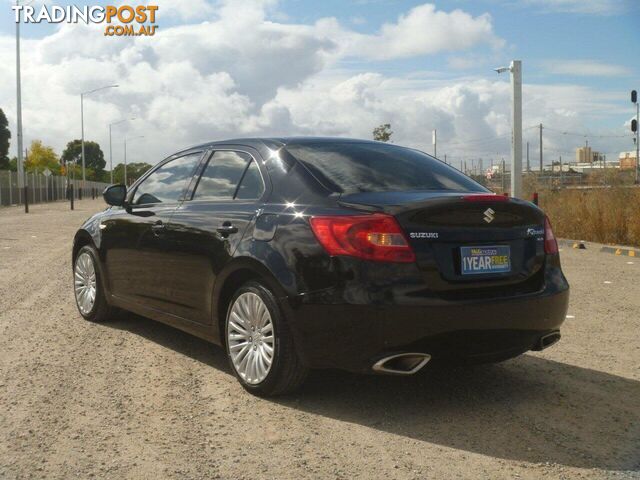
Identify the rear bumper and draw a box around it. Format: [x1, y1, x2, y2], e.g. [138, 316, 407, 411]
[286, 274, 569, 373]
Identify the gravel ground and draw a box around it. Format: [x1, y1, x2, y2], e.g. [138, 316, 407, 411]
[1, 200, 639, 480]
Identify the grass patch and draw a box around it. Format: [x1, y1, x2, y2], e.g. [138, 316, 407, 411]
[536, 188, 640, 247]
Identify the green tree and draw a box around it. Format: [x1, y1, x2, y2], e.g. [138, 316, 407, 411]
[25, 140, 61, 174]
[373, 123, 393, 142]
[112, 162, 152, 185]
[61, 140, 105, 180]
[0, 108, 11, 170]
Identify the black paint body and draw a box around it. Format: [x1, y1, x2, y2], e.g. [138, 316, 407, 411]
[74, 138, 569, 373]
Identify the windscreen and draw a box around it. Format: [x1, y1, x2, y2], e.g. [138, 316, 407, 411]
[285, 142, 487, 195]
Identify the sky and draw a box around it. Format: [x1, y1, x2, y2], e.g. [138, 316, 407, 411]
[0, 0, 638, 170]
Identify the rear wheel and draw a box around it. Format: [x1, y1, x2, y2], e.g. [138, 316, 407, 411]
[225, 281, 308, 396]
[73, 245, 113, 322]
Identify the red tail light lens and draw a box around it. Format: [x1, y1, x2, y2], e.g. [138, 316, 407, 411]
[544, 216, 559, 254]
[309, 214, 416, 263]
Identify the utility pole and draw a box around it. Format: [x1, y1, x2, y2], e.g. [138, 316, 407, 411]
[526, 141, 530, 172]
[15, 0, 26, 212]
[539, 123, 543, 172]
[637, 102, 640, 184]
[632, 90, 639, 184]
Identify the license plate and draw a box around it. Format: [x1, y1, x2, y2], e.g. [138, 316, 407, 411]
[461, 245, 511, 275]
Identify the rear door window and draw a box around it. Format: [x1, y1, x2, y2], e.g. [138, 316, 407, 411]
[193, 151, 265, 201]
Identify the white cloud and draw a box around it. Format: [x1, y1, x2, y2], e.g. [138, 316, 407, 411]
[0, 0, 629, 168]
[319, 4, 503, 60]
[544, 60, 631, 77]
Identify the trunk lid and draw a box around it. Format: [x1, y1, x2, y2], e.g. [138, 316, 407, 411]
[339, 191, 547, 298]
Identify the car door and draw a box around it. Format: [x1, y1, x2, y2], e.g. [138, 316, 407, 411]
[101, 151, 203, 312]
[162, 149, 268, 324]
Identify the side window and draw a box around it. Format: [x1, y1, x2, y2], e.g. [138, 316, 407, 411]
[132, 152, 202, 205]
[192, 151, 250, 201]
[236, 160, 265, 200]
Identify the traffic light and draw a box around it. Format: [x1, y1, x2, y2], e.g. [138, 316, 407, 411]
[633, 90, 638, 104]
[632, 119, 638, 133]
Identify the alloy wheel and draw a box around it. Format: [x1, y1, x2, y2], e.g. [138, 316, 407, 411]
[227, 292, 275, 385]
[74, 252, 97, 315]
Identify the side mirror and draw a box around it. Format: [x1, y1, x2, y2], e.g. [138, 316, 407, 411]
[103, 184, 127, 207]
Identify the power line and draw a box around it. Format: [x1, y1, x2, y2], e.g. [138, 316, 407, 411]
[542, 126, 633, 139]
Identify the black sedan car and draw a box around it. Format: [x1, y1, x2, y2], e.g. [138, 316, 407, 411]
[72, 138, 569, 395]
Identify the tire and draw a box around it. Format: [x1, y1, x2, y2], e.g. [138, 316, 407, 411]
[73, 245, 114, 323]
[224, 281, 308, 396]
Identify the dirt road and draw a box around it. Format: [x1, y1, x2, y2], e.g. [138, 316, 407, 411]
[1, 200, 639, 479]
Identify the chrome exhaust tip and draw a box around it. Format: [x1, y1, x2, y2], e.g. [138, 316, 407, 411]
[533, 331, 561, 351]
[372, 353, 431, 375]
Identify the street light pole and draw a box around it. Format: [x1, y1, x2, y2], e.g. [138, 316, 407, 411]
[108, 118, 134, 184]
[511, 60, 523, 198]
[80, 93, 85, 185]
[494, 60, 523, 198]
[123, 137, 126, 185]
[108, 120, 113, 184]
[80, 84, 119, 190]
[123, 135, 144, 186]
[432, 129, 437, 158]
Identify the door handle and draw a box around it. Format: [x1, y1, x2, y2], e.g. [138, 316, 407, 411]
[217, 223, 238, 236]
[151, 220, 165, 235]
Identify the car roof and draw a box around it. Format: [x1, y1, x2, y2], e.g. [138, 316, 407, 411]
[186, 136, 385, 151]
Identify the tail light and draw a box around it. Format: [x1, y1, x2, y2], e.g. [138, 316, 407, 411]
[544, 216, 559, 254]
[309, 214, 416, 263]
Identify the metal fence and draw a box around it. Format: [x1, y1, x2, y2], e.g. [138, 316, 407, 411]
[0, 170, 110, 207]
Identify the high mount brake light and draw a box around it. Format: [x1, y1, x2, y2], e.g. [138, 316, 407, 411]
[463, 194, 509, 202]
[544, 216, 559, 254]
[309, 214, 416, 263]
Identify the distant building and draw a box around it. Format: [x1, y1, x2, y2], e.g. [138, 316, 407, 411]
[570, 162, 618, 173]
[619, 151, 638, 171]
[576, 146, 605, 163]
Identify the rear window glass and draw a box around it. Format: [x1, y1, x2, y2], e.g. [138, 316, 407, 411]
[285, 143, 486, 195]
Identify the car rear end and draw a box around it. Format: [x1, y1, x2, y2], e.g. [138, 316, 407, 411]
[278, 140, 569, 374]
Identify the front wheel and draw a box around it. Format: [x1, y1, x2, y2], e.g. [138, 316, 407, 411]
[225, 281, 308, 396]
[73, 245, 113, 322]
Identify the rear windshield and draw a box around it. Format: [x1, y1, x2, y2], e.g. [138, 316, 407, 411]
[285, 142, 486, 195]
